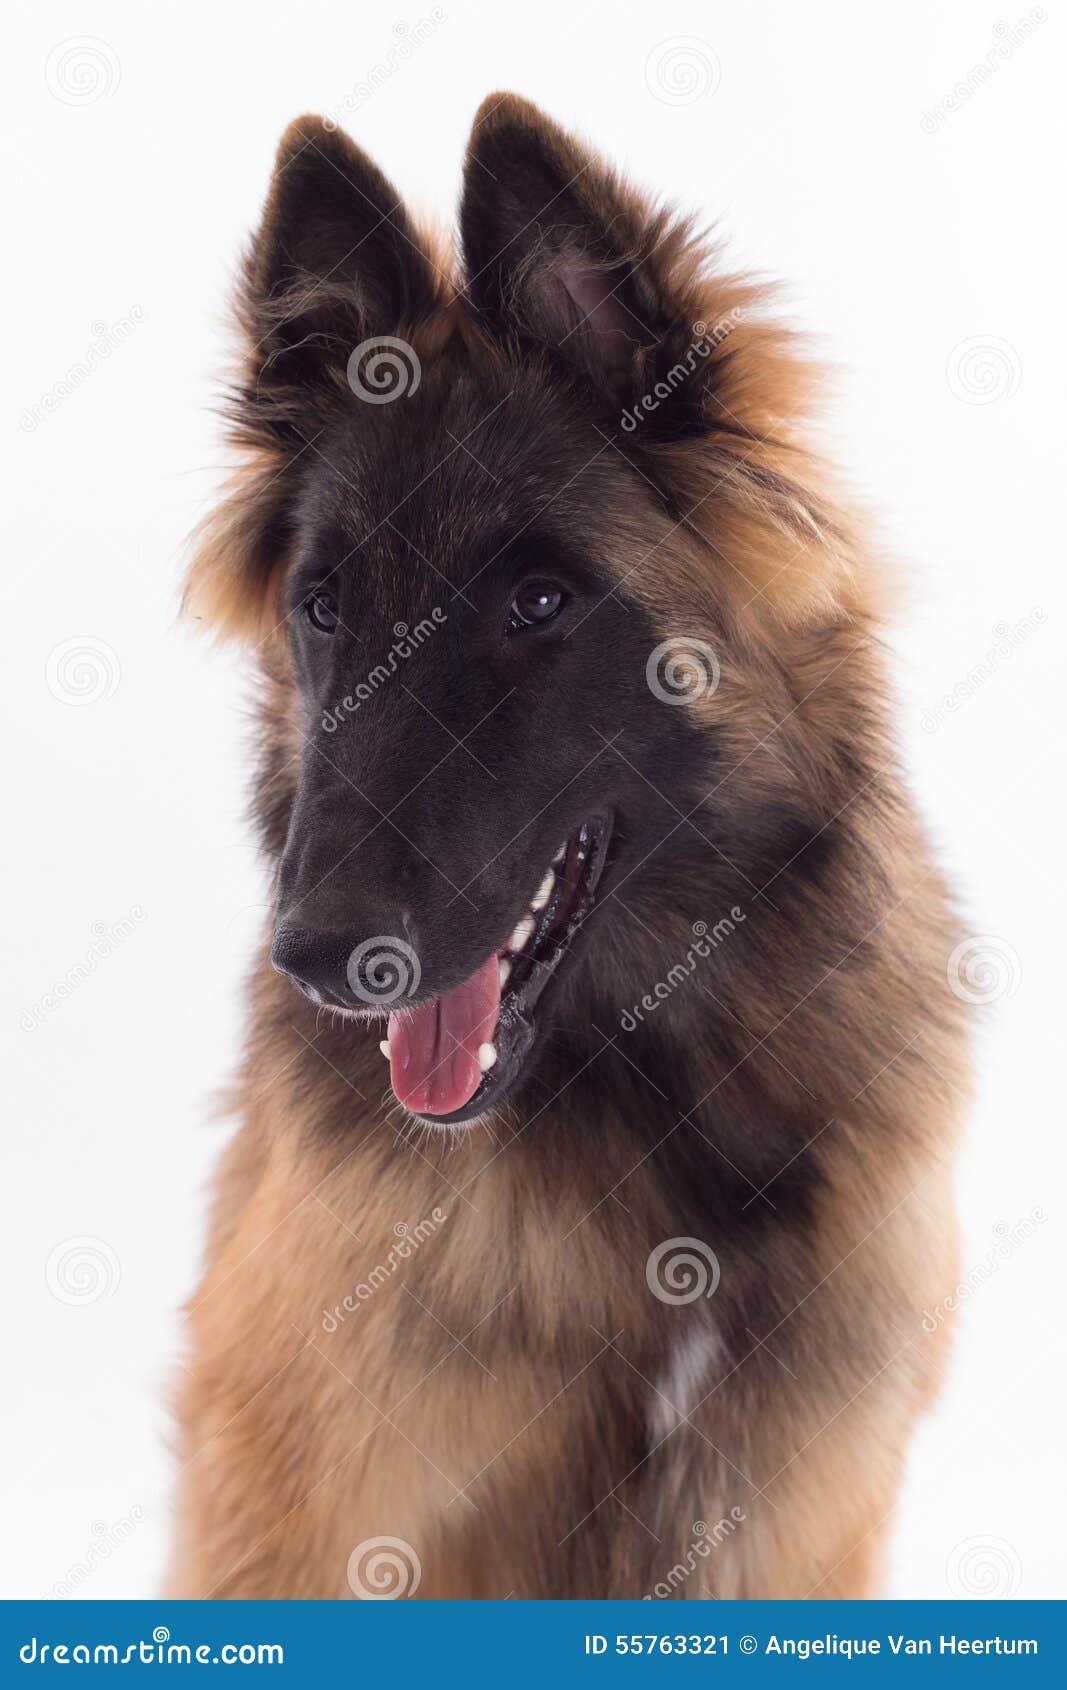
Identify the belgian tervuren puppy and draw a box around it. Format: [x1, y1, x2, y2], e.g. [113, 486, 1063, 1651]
[171, 94, 970, 1599]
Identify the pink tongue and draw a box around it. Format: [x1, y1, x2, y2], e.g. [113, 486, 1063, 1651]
[387, 954, 501, 1116]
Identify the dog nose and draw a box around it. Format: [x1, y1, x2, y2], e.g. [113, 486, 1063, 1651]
[271, 923, 422, 1010]
[270, 925, 355, 1005]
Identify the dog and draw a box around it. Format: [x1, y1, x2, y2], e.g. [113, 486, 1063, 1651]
[169, 93, 970, 1599]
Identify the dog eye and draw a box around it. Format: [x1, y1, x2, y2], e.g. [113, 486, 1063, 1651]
[508, 581, 565, 633]
[305, 590, 339, 634]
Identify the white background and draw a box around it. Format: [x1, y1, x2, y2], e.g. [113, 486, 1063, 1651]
[3, 0, 1063, 1601]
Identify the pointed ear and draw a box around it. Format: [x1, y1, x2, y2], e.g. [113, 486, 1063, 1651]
[184, 118, 442, 643]
[239, 115, 440, 440]
[460, 94, 706, 426]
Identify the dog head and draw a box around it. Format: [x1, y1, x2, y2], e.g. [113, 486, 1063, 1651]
[187, 95, 862, 1125]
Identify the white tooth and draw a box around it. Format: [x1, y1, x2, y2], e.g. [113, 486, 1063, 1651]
[477, 1042, 498, 1071]
[531, 869, 556, 912]
[509, 915, 535, 952]
[553, 842, 567, 865]
[499, 958, 512, 989]
[379, 1040, 391, 1059]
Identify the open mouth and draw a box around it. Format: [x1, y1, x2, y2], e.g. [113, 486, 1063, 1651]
[382, 816, 612, 1125]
